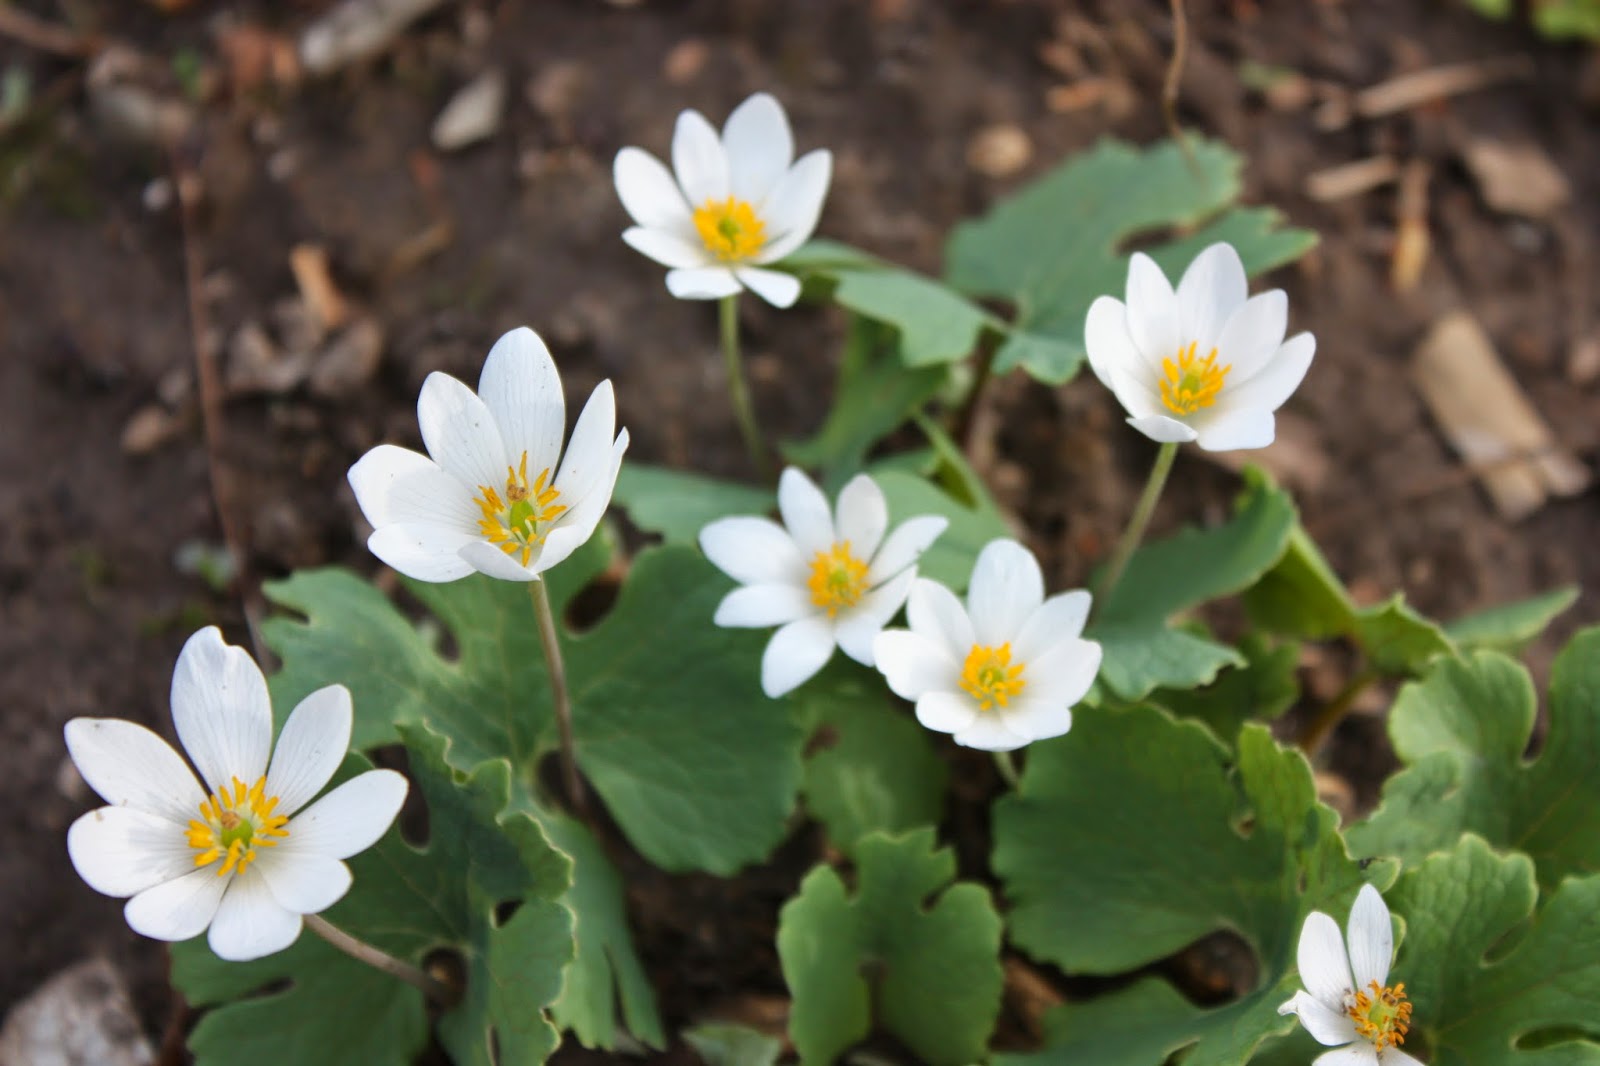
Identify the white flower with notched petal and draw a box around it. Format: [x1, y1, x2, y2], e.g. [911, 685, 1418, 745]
[64, 627, 407, 962]
[1278, 884, 1421, 1065]
[348, 327, 629, 583]
[614, 92, 832, 309]
[1085, 242, 1315, 451]
[699, 468, 947, 698]
[873, 539, 1102, 752]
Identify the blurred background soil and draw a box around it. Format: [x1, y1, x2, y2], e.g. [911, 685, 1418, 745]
[1, 0, 1596, 1060]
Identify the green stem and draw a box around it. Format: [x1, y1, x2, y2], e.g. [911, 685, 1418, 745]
[719, 293, 771, 479]
[993, 750, 1020, 789]
[1299, 668, 1380, 755]
[529, 579, 587, 818]
[1095, 441, 1179, 610]
[304, 913, 459, 1007]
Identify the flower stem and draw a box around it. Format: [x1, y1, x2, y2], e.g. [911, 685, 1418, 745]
[529, 578, 587, 818]
[1299, 668, 1380, 755]
[993, 750, 1020, 789]
[719, 293, 771, 479]
[1095, 441, 1180, 610]
[304, 913, 459, 1007]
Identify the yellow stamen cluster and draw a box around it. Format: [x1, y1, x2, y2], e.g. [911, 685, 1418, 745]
[187, 775, 289, 878]
[1346, 980, 1413, 1051]
[477, 451, 566, 567]
[1159, 341, 1232, 415]
[960, 643, 1027, 711]
[807, 542, 869, 617]
[692, 196, 766, 262]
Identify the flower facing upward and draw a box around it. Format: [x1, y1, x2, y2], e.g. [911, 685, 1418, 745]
[65, 627, 407, 962]
[873, 539, 1102, 752]
[348, 326, 629, 583]
[614, 92, 832, 308]
[1085, 242, 1315, 451]
[699, 468, 947, 698]
[1279, 884, 1422, 1066]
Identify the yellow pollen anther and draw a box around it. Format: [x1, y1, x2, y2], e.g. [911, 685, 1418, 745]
[692, 196, 766, 262]
[1159, 341, 1231, 415]
[476, 451, 566, 568]
[807, 542, 869, 617]
[1346, 980, 1413, 1051]
[186, 774, 289, 878]
[960, 643, 1027, 711]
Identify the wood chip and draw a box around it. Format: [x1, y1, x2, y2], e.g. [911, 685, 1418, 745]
[1390, 159, 1430, 293]
[288, 244, 350, 332]
[966, 124, 1032, 179]
[1461, 137, 1571, 219]
[120, 404, 185, 455]
[1319, 54, 1535, 130]
[1410, 312, 1591, 521]
[1304, 155, 1400, 203]
[431, 67, 507, 152]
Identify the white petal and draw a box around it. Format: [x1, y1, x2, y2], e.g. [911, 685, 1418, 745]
[63, 718, 203, 826]
[1020, 637, 1102, 709]
[1379, 1049, 1424, 1066]
[734, 266, 801, 308]
[777, 467, 835, 556]
[672, 109, 729, 206]
[254, 849, 353, 915]
[952, 715, 1029, 752]
[753, 150, 832, 264]
[478, 327, 566, 483]
[623, 225, 711, 269]
[666, 266, 742, 300]
[1346, 884, 1393, 990]
[1297, 910, 1356, 1011]
[283, 769, 407, 859]
[1194, 409, 1275, 453]
[1012, 589, 1093, 663]
[1217, 331, 1315, 416]
[835, 567, 916, 665]
[967, 539, 1045, 647]
[700, 516, 806, 585]
[416, 371, 508, 493]
[535, 430, 628, 576]
[170, 627, 273, 796]
[714, 583, 815, 628]
[1279, 990, 1360, 1047]
[1215, 289, 1287, 383]
[915, 691, 979, 734]
[68, 807, 195, 898]
[866, 515, 947, 587]
[723, 92, 793, 205]
[1125, 253, 1179, 362]
[613, 147, 692, 231]
[905, 579, 974, 658]
[1314, 1047, 1379, 1066]
[1085, 295, 1161, 388]
[1176, 242, 1247, 351]
[834, 474, 888, 562]
[265, 685, 352, 818]
[760, 615, 835, 698]
[1127, 414, 1200, 443]
[552, 380, 616, 504]
[458, 540, 538, 582]
[347, 445, 479, 533]
[1000, 699, 1073, 744]
[207, 867, 303, 961]
[874, 630, 958, 700]
[368, 523, 477, 583]
[124, 866, 229, 943]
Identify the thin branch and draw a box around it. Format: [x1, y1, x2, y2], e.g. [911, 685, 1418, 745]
[1162, 0, 1199, 178]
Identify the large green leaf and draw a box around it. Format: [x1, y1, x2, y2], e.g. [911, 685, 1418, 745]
[173, 725, 574, 1066]
[611, 464, 772, 546]
[1154, 632, 1300, 744]
[993, 710, 1389, 1065]
[1445, 586, 1578, 655]
[777, 829, 1003, 1066]
[1348, 627, 1600, 891]
[946, 136, 1317, 383]
[874, 469, 1010, 593]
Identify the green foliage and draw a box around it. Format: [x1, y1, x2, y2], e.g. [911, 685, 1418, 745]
[777, 829, 1004, 1066]
[1154, 632, 1301, 744]
[173, 725, 574, 1066]
[1446, 586, 1578, 654]
[1349, 627, 1600, 891]
[875, 468, 1009, 592]
[683, 1024, 784, 1066]
[1465, 0, 1600, 39]
[993, 710, 1390, 1065]
[611, 464, 772, 545]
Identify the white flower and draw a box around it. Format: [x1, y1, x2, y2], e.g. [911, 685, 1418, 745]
[699, 467, 947, 698]
[872, 539, 1101, 752]
[64, 627, 407, 962]
[614, 91, 832, 309]
[348, 326, 629, 583]
[1084, 242, 1315, 451]
[1278, 884, 1422, 1065]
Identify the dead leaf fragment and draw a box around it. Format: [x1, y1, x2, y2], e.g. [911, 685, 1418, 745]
[289, 244, 350, 332]
[120, 405, 185, 455]
[966, 124, 1032, 179]
[309, 316, 385, 399]
[1462, 138, 1570, 219]
[432, 68, 507, 152]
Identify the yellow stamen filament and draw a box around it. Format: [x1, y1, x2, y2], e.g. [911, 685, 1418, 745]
[1346, 980, 1413, 1051]
[807, 542, 869, 617]
[476, 451, 566, 567]
[186, 775, 289, 878]
[960, 643, 1027, 711]
[1159, 341, 1232, 415]
[692, 196, 766, 262]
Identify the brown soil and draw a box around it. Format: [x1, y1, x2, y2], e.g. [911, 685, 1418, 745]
[2, 0, 1595, 1060]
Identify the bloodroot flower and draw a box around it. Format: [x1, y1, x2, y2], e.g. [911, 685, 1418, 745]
[614, 92, 832, 308]
[65, 627, 407, 962]
[699, 468, 947, 698]
[348, 326, 629, 583]
[1279, 884, 1421, 1065]
[872, 539, 1102, 752]
[1085, 242, 1315, 451]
